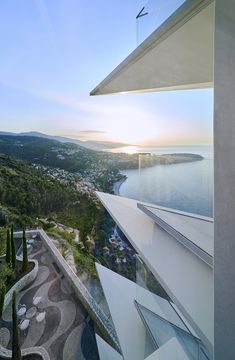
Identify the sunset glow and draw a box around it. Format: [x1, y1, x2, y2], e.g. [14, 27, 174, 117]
[113, 146, 139, 154]
[0, 1, 213, 147]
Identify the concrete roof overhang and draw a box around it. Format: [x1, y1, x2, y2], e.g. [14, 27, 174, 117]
[90, 0, 214, 96]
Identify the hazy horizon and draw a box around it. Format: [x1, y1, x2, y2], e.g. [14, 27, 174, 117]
[0, 1, 213, 146]
[0, 129, 213, 148]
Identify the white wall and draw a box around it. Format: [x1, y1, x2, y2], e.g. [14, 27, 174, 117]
[214, 0, 235, 358]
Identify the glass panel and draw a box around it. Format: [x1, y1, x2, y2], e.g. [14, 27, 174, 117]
[136, 0, 186, 44]
[135, 256, 212, 360]
[136, 256, 192, 333]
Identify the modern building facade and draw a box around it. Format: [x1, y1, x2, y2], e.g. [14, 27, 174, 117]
[96, 194, 213, 359]
[91, 0, 235, 359]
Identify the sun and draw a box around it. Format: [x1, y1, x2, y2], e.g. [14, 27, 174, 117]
[119, 146, 138, 154]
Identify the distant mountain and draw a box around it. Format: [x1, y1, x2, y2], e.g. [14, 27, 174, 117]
[0, 131, 130, 151]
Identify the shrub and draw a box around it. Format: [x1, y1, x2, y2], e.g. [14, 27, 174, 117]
[0, 262, 13, 291]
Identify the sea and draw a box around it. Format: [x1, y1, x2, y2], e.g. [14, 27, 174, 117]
[115, 145, 213, 218]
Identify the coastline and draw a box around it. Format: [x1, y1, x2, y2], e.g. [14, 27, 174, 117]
[112, 153, 203, 196]
[113, 176, 127, 195]
[112, 152, 207, 202]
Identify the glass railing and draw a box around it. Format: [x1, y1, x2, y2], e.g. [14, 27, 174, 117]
[136, 0, 186, 45]
[135, 256, 213, 359]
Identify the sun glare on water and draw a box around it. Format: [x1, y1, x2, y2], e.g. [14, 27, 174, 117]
[121, 146, 138, 154]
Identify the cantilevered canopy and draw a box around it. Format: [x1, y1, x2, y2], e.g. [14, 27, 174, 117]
[90, 0, 214, 95]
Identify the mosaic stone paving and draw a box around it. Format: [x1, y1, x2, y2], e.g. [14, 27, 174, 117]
[0, 236, 99, 360]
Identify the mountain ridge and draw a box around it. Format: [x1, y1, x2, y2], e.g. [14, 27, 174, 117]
[0, 131, 131, 151]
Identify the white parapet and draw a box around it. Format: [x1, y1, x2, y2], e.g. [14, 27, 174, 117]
[145, 338, 190, 360]
[96, 263, 148, 360]
[96, 192, 213, 352]
[96, 335, 123, 360]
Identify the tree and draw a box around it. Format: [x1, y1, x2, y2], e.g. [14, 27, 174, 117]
[0, 285, 5, 318]
[0, 263, 13, 318]
[0, 209, 7, 226]
[11, 225, 16, 270]
[6, 228, 11, 264]
[12, 291, 22, 360]
[22, 229, 28, 273]
[95, 230, 106, 248]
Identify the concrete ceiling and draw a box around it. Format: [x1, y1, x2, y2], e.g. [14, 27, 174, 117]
[91, 0, 214, 96]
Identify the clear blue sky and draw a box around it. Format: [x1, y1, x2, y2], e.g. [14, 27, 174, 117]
[0, 0, 213, 146]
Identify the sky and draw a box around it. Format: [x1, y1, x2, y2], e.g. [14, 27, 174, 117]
[0, 0, 213, 146]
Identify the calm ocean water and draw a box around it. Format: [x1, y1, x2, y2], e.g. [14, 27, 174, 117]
[119, 145, 213, 217]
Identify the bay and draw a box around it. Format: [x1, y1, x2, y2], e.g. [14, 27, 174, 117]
[118, 145, 213, 217]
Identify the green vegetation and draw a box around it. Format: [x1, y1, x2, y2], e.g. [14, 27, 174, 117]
[0, 227, 33, 320]
[6, 228, 11, 264]
[0, 152, 104, 273]
[0, 154, 100, 239]
[0, 154, 81, 226]
[46, 226, 97, 276]
[0, 135, 203, 180]
[56, 194, 100, 243]
[0, 261, 13, 317]
[0, 227, 6, 255]
[0, 135, 204, 290]
[11, 225, 16, 270]
[0, 135, 140, 177]
[0, 136, 203, 243]
[0, 285, 5, 318]
[22, 229, 28, 273]
[71, 244, 97, 275]
[45, 227, 75, 243]
[12, 290, 22, 360]
[94, 208, 115, 245]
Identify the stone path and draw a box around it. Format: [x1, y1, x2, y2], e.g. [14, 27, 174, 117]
[0, 235, 99, 360]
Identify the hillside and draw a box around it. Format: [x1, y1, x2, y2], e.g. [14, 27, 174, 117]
[0, 131, 131, 151]
[0, 134, 141, 191]
[0, 153, 100, 236]
[0, 135, 203, 191]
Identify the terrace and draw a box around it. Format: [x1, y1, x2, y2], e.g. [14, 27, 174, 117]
[0, 233, 99, 360]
